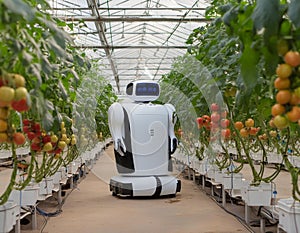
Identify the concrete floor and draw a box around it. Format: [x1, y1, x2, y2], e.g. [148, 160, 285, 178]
[20, 145, 256, 233]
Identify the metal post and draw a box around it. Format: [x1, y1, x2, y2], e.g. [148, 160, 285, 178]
[57, 185, 62, 205]
[15, 216, 20, 233]
[83, 163, 87, 178]
[245, 204, 250, 224]
[31, 206, 37, 230]
[192, 170, 196, 183]
[70, 175, 74, 189]
[260, 218, 265, 233]
[187, 167, 191, 180]
[222, 187, 226, 207]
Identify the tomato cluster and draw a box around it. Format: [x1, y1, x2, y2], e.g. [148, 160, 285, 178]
[23, 120, 76, 156]
[197, 103, 231, 141]
[234, 118, 261, 139]
[272, 49, 300, 129]
[0, 73, 30, 145]
[0, 73, 30, 112]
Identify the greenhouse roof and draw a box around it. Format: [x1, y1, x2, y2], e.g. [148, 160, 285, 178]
[48, 0, 210, 94]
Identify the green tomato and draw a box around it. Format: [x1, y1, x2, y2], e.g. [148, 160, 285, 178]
[280, 20, 291, 36]
[294, 87, 300, 98]
[273, 115, 289, 129]
[277, 39, 289, 56]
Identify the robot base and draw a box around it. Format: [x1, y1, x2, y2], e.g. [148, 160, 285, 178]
[109, 175, 181, 197]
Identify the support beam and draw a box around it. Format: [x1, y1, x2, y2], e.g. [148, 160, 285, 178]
[103, 73, 167, 77]
[51, 7, 207, 11]
[73, 45, 189, 49]
[56, 16, 210, 23]
[71, 31, 171, 35]
[86, 0, 120, 93]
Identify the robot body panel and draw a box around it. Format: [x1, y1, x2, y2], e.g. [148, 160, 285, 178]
[108, 80, 180, 197]
[121, 102, 169, 176]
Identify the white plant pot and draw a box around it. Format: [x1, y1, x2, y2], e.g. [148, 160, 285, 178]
[38, 177, 54, 196]
[178, 153, 186, 164]
[214, 170, 225, 183]
[52, 171, 62, 185]
[241, 182, 272, 206]
[206, 165, 218, 179]
[222, 172, 243, 190]
[199, 160, 212, 175]
[188, 155, 197, 170]
[250, 151, 263, 161]
[277, 197, 300, 233]
[9, 185, 39, 206]
[0, 201, 18, 233]
[288, 156, 300, 168]
[192, 159, 202, 173]
[267, 153, 283, 164]
[67, 160, 80, 174]
[15, 146, 30, 156]
[0, 150, 11, 159]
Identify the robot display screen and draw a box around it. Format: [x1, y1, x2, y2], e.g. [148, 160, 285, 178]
[136, 83, 159, 96]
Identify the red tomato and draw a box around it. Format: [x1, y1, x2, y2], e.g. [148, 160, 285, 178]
[42, 135, 52, 143]
[220, 119, 230, 128]
[210, 103, 219, 111]
[271, 103, 286, 117]
[27, 132, 36, 140]
[13, 132, 26, 145]
[245, 118, 255, 128]
[240, 128, 249, 138]
[221, 129, 231, 139]
[220, 111, 228, 118]
[196, 117, 203, 126]
[284, 51, 300, 67]
[234, 121, 244, 130]
[286, 106, 300, 122]
[211, 112, 220, 123]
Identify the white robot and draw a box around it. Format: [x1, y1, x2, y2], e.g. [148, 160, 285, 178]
[108, 80, 181, 197]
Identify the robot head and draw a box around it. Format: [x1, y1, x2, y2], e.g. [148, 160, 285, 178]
[125, 80, 160, 102]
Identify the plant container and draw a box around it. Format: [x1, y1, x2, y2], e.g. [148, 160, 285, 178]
[222, 172, 243, 190]
[288, 155, 300, 168]
[37, 177, 54, 200]
[0, 201, 17, 233]
[198, 160, 212, 176]
[206, 164, 218, 179]
[192, 158, 202, 173]
[267, 153, 283, 164]
[277, 197, 300, 233]
[214, 169, 225, 183]
[241, 181, 272, 206]
[9, 185, 39, 206]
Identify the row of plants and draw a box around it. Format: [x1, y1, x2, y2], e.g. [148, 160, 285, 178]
[159, 0, 300, 201]
[0, 0, 116, 204]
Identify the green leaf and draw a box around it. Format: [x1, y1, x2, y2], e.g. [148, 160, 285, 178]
[288, 0, 300, 28]
[262, 44, 279, 76]
[256, 98, 272, 119]
[252, 0, 280, 37]
[42, 111, 54, 131]
[2, 0, 36, 21]
[222, 6, 237, 26]
[29, 64, 42, 85]
[58, 79, 68, 100]
[240, 44, 259, 90]
[47, 37, 66, 58]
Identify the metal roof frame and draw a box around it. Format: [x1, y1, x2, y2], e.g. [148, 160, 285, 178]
[48, 0, 210, 93]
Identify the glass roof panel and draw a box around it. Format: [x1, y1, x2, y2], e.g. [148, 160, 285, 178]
[48, 0, 210, 93]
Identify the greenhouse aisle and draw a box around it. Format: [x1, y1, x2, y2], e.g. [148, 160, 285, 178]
[21, 145, 251, 233]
